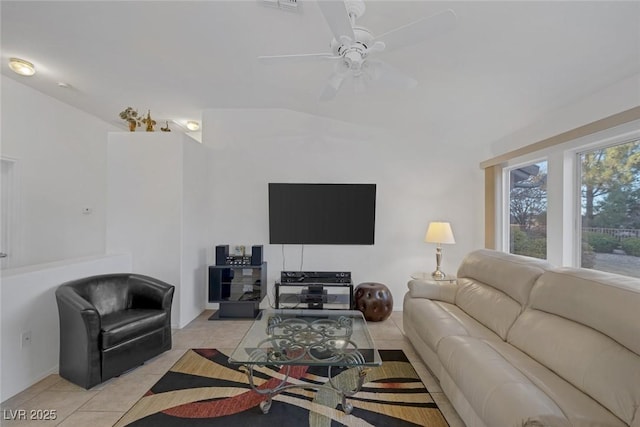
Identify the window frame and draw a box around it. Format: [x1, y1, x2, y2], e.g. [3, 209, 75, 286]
[501, 157, 549, 259]
[573, 135, 640, 268]
[494, 120, 640, 268]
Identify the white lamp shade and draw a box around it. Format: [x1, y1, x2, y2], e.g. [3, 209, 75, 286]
[425, 222, 456, 244]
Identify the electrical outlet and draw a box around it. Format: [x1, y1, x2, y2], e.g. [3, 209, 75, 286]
[21, 331, 32, 347]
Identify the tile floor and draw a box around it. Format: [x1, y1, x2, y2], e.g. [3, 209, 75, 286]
[1, 311, 465, 427]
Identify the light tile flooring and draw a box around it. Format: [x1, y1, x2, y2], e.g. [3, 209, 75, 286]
[1, 311, 465, 427]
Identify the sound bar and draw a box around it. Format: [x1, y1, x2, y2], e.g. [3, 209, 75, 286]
[280, 271, 351, 283]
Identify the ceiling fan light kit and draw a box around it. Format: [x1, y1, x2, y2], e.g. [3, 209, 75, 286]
[258, 0, 456, 100]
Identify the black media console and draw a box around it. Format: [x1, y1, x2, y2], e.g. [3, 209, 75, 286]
[208, 245, 265, 319]
[275, 271, 353, 310]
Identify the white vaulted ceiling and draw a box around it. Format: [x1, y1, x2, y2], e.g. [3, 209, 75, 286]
[2, 1, 639, 145]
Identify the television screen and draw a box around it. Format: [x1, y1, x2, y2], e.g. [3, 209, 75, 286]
[268, 183, 376, 245]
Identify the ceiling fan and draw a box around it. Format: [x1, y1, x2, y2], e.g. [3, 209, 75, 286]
[259, 0, 456, 100]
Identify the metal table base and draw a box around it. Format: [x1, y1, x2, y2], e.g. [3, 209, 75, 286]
[243, 363, 369, 414]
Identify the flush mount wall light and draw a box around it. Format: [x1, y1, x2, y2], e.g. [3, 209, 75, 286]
[9, 57, 36, 76]
[186, 121, 200, 131]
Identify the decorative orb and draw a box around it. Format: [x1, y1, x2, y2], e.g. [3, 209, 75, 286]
[354, 282, 393, 322]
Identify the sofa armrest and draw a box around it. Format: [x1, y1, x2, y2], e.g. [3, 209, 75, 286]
[128, 274, 175, 312]
[407, 279, 457, 303]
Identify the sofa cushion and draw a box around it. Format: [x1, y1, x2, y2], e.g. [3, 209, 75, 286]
[511, 268, 640, 426]
[509, 309, 640, 426]
[457, 249, 552, 306]
[484, 337, 627, 426]
[403, 295, 500, 353]
[101, 309, 167, 349]
[530, 268, 640, 356]
[78, 276, 131, 316]
[437, 335, 571, 427]
[455, 279, 522, 340]
[455, 249, 551, 340]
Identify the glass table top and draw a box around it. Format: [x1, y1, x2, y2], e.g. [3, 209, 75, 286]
[229, 309, 381, 367]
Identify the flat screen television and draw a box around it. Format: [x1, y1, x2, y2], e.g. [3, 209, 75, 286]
[268, 183, 376, 245]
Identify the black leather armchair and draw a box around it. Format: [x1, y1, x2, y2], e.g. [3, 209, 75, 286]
[55, 273, 174, 389]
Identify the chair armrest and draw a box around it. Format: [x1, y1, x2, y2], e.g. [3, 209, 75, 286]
[128, 274, 175, 312]
[56, 281, 98, 312]
[55, 286, 102, 388]
[56, 286, 100, 339]
[407, 279, 457, 303]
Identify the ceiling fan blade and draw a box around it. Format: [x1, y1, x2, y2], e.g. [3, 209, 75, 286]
[317, 0, 355, 42]
[364, 59, 418, 90]
[319, 64, 350, 101]
[374, 9, 456, 53]
[258, 53, 340, 64]
[319, 73, 346, 101]
[352, 74, 367, 93]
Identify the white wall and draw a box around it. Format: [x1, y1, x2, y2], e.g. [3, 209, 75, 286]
[0, 76, 117, 268]
[487, 73, 640, 261]
[180, 139, 213, 325]
[106, 132, 212, 327]
[203, 108, 487, 310]
[489, 73, 640, 156]
[0, 254, 132, 402]
[107, 133, 183, 288]
[0, 78, 130, 403]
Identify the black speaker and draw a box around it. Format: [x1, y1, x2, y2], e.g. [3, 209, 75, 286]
[251, 245, 263, 265]
[215, 245, 229, 266]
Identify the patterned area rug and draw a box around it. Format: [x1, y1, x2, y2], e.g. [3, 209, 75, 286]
[115, 348, 449, 427]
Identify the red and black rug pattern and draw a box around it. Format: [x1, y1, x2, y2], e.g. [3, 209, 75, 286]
[114, 348, 449, 427]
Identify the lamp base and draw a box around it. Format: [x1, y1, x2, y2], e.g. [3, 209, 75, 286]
[431, 269, 446, 280]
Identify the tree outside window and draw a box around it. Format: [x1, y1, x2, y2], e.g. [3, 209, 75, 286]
[508, 161, 548, 259]
[580, 139, 640, 277]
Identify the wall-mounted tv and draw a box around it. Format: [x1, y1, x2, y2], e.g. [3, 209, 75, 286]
[268, 183, 376, 245]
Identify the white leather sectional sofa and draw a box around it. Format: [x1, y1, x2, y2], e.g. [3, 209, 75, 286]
[403, 249, 640, 427]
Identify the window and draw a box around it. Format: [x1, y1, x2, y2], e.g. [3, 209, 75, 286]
[484, 109, 639, 277]
[579, 139, 640, 277]
[507, 160, 548, 260]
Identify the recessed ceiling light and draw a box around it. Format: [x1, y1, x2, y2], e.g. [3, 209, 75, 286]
[186, 121, 200, 131]
[9, 57, 36, 76]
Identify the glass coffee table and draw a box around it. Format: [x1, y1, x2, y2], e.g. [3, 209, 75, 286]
[228, 308, 381, 414]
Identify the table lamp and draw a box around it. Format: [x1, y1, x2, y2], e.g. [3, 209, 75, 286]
[424, 222, 456, 279]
